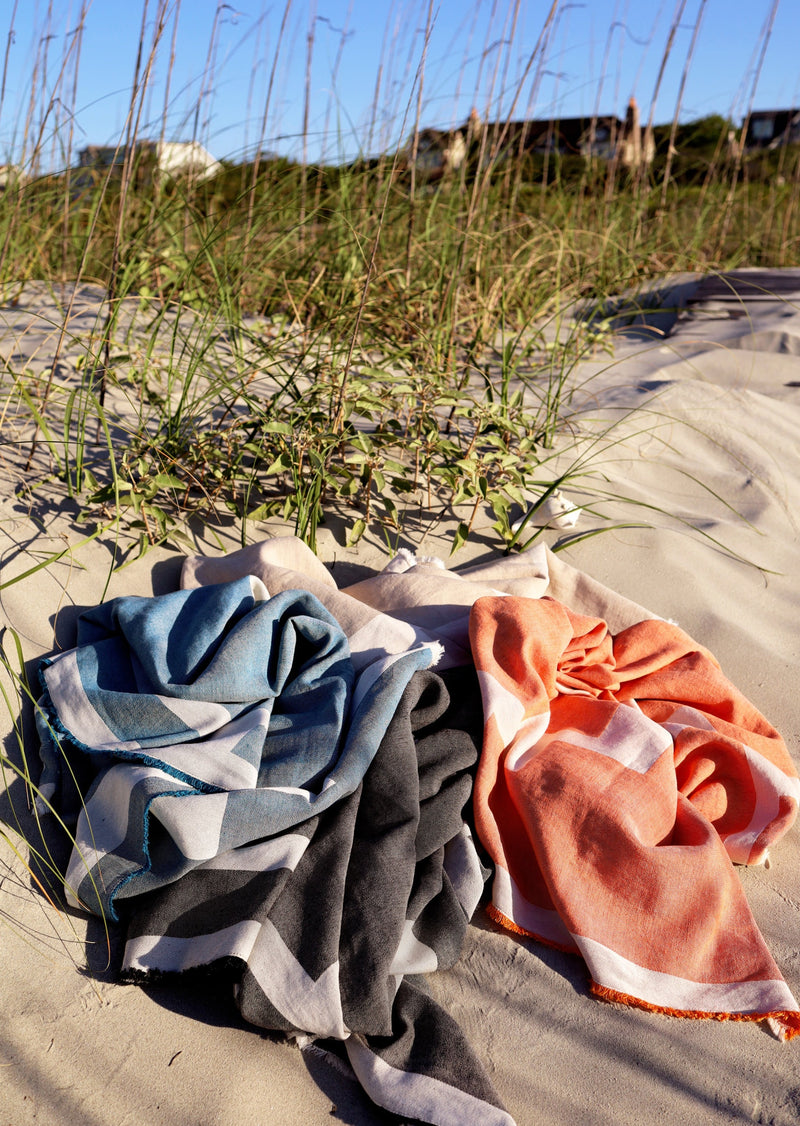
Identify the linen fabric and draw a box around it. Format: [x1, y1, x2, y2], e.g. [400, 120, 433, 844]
[469, 593, 800, 1038]
[36, 570, 513, 1125]
[37, 537, 800, 1124]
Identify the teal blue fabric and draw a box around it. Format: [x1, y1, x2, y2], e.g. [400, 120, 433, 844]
[38, 578, 433, 917]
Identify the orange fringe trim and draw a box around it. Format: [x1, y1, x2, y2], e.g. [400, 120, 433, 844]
[485, 905, 800, 1042]
[592, 982, 800, 1041]
[485, 902, 578, 955]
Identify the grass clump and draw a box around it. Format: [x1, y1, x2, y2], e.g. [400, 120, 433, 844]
[0, 1, 798, 560]
[5, 159, 799, 559]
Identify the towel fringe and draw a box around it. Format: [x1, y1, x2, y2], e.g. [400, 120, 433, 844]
[591, 982, 800, 1041]
[486, 904, 800, 1042]
[485, 902, 577, 955]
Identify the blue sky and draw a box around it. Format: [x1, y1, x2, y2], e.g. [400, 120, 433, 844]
[2, 0, 799, 169]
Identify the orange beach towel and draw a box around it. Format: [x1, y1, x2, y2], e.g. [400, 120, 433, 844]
[469, 595, 800, 1039]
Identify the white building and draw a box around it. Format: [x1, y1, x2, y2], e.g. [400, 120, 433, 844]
[77, 140, 222, 185]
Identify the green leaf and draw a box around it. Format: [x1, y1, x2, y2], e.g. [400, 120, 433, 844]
[265, 452, 294, 475]
[347, 518, 367, 546]
[382, 497, 399, 526]
[152, 473, 184, 489]
[450, 522, 469, 555]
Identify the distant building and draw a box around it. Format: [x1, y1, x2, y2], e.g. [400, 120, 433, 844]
[404, 98, 653, 181]
[76, 140, 222, 187]
[411, 127, 468, 180]
[743, 109, 800, 150]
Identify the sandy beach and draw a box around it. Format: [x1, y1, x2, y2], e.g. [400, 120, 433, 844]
[2, 269, 800, 1126]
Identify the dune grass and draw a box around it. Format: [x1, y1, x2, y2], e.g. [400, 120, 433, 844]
[0, 2, 798, 563]
[3, 157, 798, 563]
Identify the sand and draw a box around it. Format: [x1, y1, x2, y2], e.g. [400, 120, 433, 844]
[1, 270, 799, 1125]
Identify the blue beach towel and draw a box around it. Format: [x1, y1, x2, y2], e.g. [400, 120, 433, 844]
[37, 574, 514, 1126]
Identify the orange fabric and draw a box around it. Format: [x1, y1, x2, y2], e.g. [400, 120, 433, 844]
[470, 595, 800, 1037]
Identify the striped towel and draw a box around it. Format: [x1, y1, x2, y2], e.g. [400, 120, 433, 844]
[469, 594, 800, 1039]
[36, 574, 514, 1126]
[37, 577, 437, 914]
